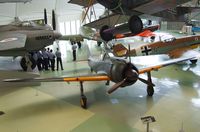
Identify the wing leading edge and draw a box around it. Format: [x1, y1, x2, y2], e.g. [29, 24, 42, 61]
[3, 75, 110, 82]
[138, 55, 200, 74]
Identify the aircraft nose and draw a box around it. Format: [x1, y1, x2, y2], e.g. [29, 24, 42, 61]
[54, 31, 62, 39]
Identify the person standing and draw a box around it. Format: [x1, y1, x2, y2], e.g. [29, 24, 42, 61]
[48, 49, 55, 71]
[72, 43, 77, 61]
[47, 47, 51, 67]
[37, 51, 43, 71]
[42, 48, 49, 71]
[55, 48, 64, 70]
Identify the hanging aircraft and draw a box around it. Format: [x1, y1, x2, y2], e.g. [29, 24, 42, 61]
[59, 26, 103, 46]
[69, 0, 190, 42]
[60, 22, 159, 45]
[0, 0, 31, 3]
[0, 9, 62, 71]
[3, 51, 200, 108]
[111, 34, 200, 64]
[69, 0, 200, 41]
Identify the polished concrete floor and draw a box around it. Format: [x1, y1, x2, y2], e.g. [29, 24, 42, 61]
[0, 40, 200, 132]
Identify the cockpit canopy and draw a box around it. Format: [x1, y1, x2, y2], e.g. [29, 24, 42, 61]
[162, 37, 176, 42]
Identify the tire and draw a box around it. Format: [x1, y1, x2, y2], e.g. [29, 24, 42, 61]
[100, 25, 113, 41]
[128, 15, 143, 34]
[80, 95, 87, 109]
[147, 86, 154, 96]
[190, 59, 197, 64]
[20, 56, 37, 71]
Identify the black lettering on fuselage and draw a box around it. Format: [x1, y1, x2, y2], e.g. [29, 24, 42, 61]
[35, 35, 52, 40]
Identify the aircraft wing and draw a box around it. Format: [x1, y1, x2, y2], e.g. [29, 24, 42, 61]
[59, 34, 84, 42]
[84, 14, 131, 29]
[134, 0, 190, 15]
[3, 74, 110, 83]
[168, 47, 200, 58]
[68, 0, 97, 7]
[138, 55, 200, 74]
[0, 33, 26, 51]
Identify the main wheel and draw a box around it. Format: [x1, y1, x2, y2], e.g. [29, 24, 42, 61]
[20, 56, 36, 71]
[190, 59, 197, 64]
[80, 95, 87, 109]
[128, 15, 143, 34]
[147, 86, 154, 96]
[100, 25, 113, 41]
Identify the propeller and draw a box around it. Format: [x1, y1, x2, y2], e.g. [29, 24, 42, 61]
[138, 77, 155, 87]
[107, 63, 155, 94]
[43, 8, 56, 30]
[52, 10, 56, 30]
[128, 44, 131, 62]
[107, 78, 126, 94]
[44, 8, 47, 24]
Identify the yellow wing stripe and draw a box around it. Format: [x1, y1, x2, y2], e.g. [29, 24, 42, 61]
[63, 75, 110, 82]
[139, 65, 162, 74]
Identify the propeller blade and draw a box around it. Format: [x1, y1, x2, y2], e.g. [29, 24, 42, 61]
[128, 44, 131, 62]
[44, 8, 47, 24]
[107, 78, 126, 94]
[138, 77, 155, 87]
[52, 10, 56, 30]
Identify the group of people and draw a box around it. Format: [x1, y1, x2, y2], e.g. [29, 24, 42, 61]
[33, 48, 64, 71]
[32, 41, 82, 71]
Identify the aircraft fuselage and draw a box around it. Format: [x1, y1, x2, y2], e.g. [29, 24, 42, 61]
[0, 26, 61, 56]
[135, 35, 200, 57]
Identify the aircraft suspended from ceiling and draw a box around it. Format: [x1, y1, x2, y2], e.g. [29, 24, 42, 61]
[0, 0, 31, 3]
[0, 8, 62, 71]
[69, 0, 197, 41]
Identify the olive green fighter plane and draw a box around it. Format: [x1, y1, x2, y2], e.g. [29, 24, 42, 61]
[0, 9, 62, 71]
[3, 49, 200, 109]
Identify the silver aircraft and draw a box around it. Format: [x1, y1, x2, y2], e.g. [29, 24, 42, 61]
[4, 52, 200, 108]
[0, 9, 62, 71]
[0, 0, 31, 3]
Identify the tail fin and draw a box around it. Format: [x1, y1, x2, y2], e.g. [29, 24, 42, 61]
[112, 43, 128, 57]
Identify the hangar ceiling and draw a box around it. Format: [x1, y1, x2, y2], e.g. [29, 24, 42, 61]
[0, 0, 104, 25]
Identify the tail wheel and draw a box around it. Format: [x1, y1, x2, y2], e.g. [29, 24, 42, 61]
[147, 86, 154, 96]
[128, 15, 143, 34]
[20, 56, 36, 71]
[80, 95, 87, 109]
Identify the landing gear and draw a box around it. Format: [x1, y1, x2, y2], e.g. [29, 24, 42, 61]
[105, 80, 110, 85]
[190, 59, 198, 64]
[147, 86, 154, 96]
[97, 41, 102, 47]
[80, 82, 87, 109]
[20, 54, 36, 71]
[146, 71, 154, 96]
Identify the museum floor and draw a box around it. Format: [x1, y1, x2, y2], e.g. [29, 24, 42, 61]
[0, 39, 200, 132]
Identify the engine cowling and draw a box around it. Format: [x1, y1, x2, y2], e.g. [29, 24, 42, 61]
[108, 60, 139, 87]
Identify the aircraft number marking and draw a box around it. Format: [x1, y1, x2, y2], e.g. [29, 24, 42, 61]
[35, 35, 52, 40]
